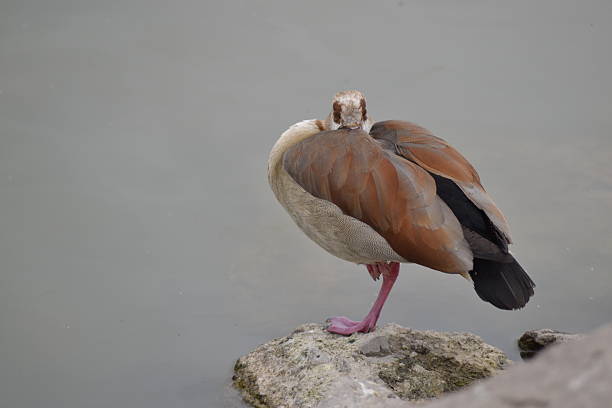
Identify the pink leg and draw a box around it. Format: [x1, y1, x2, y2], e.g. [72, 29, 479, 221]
[327, 262, 400, 335]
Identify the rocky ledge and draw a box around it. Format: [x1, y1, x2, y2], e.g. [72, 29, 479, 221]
[424, 323, 612, 408]
[518, 328, 584, 358]
[232, 323, 508, 408]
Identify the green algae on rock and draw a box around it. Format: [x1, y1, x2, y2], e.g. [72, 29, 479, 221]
[233, 323, 508, 408]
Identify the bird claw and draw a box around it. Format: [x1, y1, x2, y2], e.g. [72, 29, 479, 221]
[367, 262, 396, 281]
[366, 264, 381, 281]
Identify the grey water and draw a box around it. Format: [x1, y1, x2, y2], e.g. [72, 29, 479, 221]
[1, 1, 611, 407]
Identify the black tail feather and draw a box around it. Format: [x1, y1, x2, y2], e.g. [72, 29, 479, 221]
[429, 172, 535, 309]
[469, 257, 535, 310]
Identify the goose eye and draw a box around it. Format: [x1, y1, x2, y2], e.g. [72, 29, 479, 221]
[333, 101, 342, 123]
[360, 98, 367, 121]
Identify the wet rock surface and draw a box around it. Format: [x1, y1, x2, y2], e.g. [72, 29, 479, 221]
[518, 329, 584, 358]
[232, 323, 508, 408]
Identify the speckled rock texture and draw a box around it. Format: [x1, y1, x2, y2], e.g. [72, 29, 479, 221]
[423, 323, 612, 408]
[232, 323, 508, 408]
[518, 328, 584, 358]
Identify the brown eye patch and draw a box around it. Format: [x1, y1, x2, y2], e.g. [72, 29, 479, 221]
[333, 101, 342, 123]
[360, 98, 367, 121]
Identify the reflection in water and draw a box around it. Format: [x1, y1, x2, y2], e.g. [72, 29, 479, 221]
[0, 1, 611, 407]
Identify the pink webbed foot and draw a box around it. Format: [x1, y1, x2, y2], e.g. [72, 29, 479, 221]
[326, 316, 376, 335]
[326, 262, 400, 336]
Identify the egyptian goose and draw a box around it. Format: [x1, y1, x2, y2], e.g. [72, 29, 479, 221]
[268, 90, 535, 335]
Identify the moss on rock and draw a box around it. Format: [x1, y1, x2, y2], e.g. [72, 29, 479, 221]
[233, 323, 508, 407]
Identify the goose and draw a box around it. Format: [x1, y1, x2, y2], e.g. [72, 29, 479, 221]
[268, 90, 535, 335]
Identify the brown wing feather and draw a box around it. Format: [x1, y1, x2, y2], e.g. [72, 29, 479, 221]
[370, 120, 513, 243]
[282, 129, 472, 273]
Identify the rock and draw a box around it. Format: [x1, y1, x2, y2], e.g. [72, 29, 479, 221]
[232, 323, 509, 408]
[357, 335, 390, 357]
[422, 323, 612, 408]
[518, 329, 584, 358]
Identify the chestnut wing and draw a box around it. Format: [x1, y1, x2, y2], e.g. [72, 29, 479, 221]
[282, 129, 472, 273]
[370, 120, 513, 244]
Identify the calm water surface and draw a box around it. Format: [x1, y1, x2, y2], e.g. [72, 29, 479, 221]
[1, 1, 611, 407]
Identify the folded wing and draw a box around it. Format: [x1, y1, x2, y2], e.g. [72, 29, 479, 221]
[369, 121, 534, 309]
[370, 120, 513, 244]
[282, 129, 473, 273]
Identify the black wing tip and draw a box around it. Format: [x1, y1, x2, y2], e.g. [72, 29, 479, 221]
[469, 257, 536, 310]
